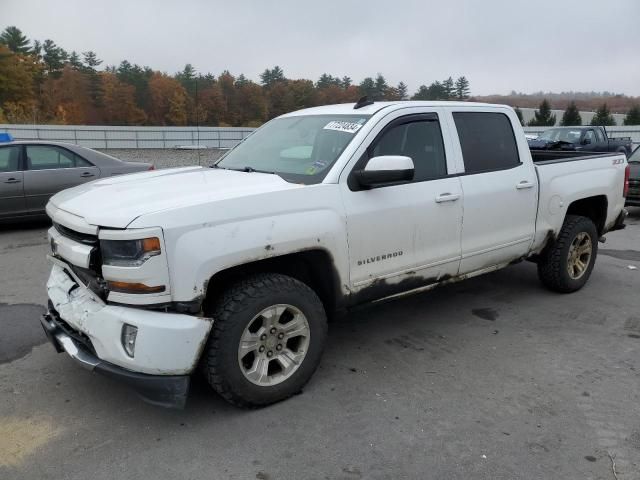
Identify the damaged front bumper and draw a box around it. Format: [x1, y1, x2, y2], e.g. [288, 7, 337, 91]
[43, 260, 213, 408]
[41, 308, 190, 408]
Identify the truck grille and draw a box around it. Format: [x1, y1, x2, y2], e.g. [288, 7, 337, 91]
[53, 222, 98, 245]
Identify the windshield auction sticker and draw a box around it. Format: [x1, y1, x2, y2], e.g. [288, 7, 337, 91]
[323, 121, 363, 134]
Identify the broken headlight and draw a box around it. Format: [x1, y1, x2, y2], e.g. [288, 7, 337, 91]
[100, 237, 161, 267]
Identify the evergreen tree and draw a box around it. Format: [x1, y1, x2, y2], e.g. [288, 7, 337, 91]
[560, 101, 582, 126]
[397, 81, 408, 100]
[259, 66, 285, 88]
[358, 77, 376, 98]
[42, 39, 68, 76]
[590, 103, 616, 126]
[442, 77, 454, 99]
[0, 26, 31, 54]
[68, 51, 83, 70]
[82, 51, 102, 71]
[411, 85, 430, 100]
[316, 73, 335, 90]
[528, 99, 556, 126]
[374, 74, 388, 100]
[341, 76, 352, 89]
[623, 104, 640, 126]
[514, 107, 524, 126]
[454, 76, 470, 99]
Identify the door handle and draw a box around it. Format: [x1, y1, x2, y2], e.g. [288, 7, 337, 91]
[3, 178, 21, 184]
[435, 193, 460, 203]
[80, 172, 95, 178]
[516, 181, 535, 190]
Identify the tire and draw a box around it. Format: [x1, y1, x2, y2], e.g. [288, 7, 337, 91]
[203, 273, 327, 408]
[537, 215, 598, 293]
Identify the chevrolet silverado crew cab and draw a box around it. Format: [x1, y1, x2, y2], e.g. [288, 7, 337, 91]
[41, 100, 630, 409]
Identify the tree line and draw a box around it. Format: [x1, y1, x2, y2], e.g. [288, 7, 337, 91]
[515, 99, 640, 127]
[0, 26, 471, 126]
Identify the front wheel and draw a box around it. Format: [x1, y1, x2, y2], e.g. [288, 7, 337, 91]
[203, 273, 327, 407]
[537, 215, 598, 293]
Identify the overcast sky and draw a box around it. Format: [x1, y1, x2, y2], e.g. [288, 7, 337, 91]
[5, 0, 640, 96]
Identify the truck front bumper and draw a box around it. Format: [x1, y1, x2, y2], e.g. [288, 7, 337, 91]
[43, 261, 213, 408]
[41, 308, 190, 408]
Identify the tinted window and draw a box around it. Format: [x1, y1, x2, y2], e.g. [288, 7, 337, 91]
[26, 145, 87, 170]
[453, 112, 520, 173]
[371, 119, 447, 181]
[0, 146, 20, 173]
[584, 130, 596, 144]
[595, 128, 605, 142]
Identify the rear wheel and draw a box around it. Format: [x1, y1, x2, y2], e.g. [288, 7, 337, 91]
[537, 215, 598, 293]
[203, 273, 327, 407]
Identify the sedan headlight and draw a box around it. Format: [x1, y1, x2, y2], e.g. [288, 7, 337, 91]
[100, 237, 161, 267]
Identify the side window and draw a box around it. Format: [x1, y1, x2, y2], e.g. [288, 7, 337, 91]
[0, 146, 21, 173]
[74, 154, 92, 167]
[583, 130, 596, 144]
[26, 146, 82, 170]
[595, 128, 605, 143]
[453, 112, 520, 174]
[370, 119, 447, 181]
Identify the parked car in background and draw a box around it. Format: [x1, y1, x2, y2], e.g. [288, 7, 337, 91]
[0, 141, 153, 222]
[41, 101, 628, 409]
[528, 126, 633, 157]
[626, 146, 640, 206]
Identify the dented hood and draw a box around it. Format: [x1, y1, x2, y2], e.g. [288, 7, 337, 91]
[49, 166, 301, 228]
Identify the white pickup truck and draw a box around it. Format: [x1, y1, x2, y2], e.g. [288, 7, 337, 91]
[41, 100, 630, 409]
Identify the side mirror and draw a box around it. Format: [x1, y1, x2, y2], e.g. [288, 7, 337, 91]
[354, 155, 414, 188]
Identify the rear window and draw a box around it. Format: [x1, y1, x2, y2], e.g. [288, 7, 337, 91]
[453, 112, 520, 174]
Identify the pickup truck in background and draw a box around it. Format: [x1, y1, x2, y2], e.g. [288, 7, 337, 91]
[626, 146, 640, 206]
[40, 101, 629, 409]
[528, 126, 634, 157]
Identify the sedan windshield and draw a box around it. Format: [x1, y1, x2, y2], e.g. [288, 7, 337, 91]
[538, 128, 583, 143]
[216, 114, 370, 184]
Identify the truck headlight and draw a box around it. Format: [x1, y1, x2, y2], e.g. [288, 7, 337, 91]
[101, 237, 161, 267]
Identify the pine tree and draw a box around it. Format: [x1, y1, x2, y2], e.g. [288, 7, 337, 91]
[260, 66, 285, 88]
[68, 51, 83, 70]
[514, 107, 524, 126]
[623, 104, 640, 126]
[443, 77, 454, 99]
[454, 76, 470, 100]
[42, 39, 68, 76]
[528, 99, 556, 126]
[358, 77, 376, 98]
[397, 82, 408, 100]
[341, 76, 352, 89]
[590, 103, 616, 126]
[560, 101, 582, 126]
[374, 74, 388, 100]
[82, 51, 102, 72]
[0, 26, 31, 54]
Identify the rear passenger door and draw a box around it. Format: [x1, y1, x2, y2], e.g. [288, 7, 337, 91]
[450, 110, 538, 274]
[23, 145, 100, 212]
[0, 145, 26, 218]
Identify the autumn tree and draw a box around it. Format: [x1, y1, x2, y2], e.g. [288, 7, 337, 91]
[148, 73, 188, 125]
[624, 104, 640, 126]
[590, 103, 616, 126]
[0, 26, 31, 54]
[528, 99, 556, 126]
[101, 73, 146, 125]
[560, 101, 581, 126]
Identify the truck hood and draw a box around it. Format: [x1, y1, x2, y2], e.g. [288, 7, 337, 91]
[49, 166, 303, 228]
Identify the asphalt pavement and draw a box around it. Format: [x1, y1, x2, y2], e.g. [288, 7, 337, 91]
[1, 210, 639, 480]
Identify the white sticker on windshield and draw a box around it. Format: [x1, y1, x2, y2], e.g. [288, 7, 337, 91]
[323, 121, 363, 134]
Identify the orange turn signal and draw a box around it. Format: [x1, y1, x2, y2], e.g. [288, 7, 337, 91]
[141, 237, 161, 253]
[108, 281, 166, 294]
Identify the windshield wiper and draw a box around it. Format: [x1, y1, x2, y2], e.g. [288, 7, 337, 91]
[221, 166, 277, 175]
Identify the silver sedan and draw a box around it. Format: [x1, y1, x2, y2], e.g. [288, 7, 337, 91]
[0, 141, 153, 222]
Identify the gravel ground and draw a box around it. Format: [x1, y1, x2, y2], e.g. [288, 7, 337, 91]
[99, 148, 227, 169]
[1, 210, 639, 479]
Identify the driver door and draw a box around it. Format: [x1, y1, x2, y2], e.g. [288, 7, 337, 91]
[340, 109, 463, 303]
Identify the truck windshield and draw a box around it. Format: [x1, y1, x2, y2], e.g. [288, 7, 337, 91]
[215, 114, 370, 184]
[538, 128, 583, 143]
[629, 147, 640, 163]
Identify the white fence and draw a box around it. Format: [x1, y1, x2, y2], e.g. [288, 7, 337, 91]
[1, 123, 639, 150]
[0, 124, 255, 149]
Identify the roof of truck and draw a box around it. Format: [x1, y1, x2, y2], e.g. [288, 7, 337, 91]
[281, 101, 508, 117]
